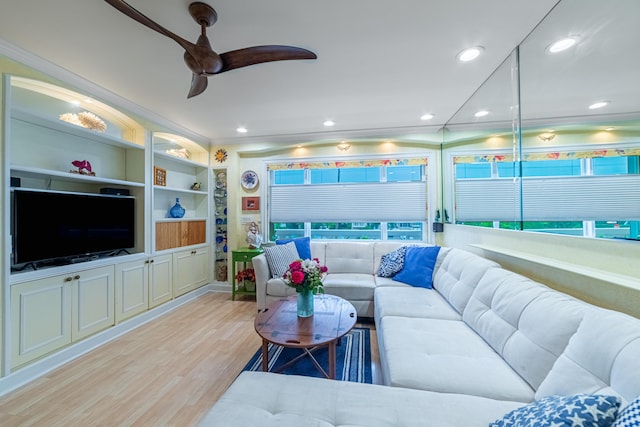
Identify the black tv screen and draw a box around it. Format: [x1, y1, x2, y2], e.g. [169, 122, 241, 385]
[12, 189, 135, 265]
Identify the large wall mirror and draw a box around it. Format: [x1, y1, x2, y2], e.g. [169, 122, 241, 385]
[442, 0, 640, 241]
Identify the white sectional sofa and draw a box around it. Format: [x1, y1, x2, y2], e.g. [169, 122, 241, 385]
[200, 242, 640, 426]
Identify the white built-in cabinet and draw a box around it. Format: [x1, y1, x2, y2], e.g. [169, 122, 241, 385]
[3, 76, 214, 371]
[173, 247, 210, 297]
[10, 265, 115, 369]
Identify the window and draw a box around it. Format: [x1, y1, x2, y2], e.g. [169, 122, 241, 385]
[453, 150, 640, 240]
[268, 159, 429, 241]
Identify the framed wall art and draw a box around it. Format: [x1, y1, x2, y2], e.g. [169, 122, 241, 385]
[154, 166, 167, 186]
[242, 196, 260, 211]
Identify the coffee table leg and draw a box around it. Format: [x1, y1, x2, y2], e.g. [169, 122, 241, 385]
[328, 340, 336, 379]
[261, 339, 269, 372]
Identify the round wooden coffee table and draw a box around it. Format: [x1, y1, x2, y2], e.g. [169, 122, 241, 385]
[254, 294, 357, 379]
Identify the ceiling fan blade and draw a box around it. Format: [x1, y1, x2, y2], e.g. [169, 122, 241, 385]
[188, 74, 208, 98]
[218, 45, 317, 73]
[104, 0, 196, 56]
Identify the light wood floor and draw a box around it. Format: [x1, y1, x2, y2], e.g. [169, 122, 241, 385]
[0, 292, 380, 427]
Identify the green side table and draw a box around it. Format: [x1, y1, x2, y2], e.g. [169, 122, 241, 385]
[231, 247, 264, 300]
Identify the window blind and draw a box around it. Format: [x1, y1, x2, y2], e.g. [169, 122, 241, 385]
[270, 182, 427, 222]
[455, 175, 640, 221]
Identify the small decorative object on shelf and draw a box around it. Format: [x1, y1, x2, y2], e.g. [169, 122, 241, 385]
[59, 111, 107, 132]
[245, 221, 263, 249]
[190, 182, 201, 190]
[283, 258, 328, 317]
[70, 159, 95, 176]
[165, 147, 191, 159]
[154, 166, 167, 186]
[169, 198, 186, 218]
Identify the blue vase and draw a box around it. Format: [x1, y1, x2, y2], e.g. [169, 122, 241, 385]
[169, 198, 185, 218]
[297, 288, 314, 317]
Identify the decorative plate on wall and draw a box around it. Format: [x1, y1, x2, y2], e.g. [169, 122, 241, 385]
[241, 170, 259, 190]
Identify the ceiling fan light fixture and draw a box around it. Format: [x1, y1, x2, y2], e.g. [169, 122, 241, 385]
[457, 46, 484, 62]
[547, 37, 578, 53]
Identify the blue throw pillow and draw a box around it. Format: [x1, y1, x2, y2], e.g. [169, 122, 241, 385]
[276, 237, 312, 260]
[490, 394, 621, 427]
[613, 395, 640, 427]
[392, 246, 440, 288]
[377, 246, 408, 277]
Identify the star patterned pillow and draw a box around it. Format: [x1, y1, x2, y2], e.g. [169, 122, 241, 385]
[613, 396, 640, 427]
[490, 394, 621, 427]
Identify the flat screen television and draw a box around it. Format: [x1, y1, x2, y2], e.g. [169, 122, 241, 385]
[12, 188, 135, 267]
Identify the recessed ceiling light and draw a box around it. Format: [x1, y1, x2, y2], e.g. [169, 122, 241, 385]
[323, 120, 335, 127]
[420, 113, 434, 121]
[588, 101, 609, 110]
[474, 110, 489, 118]
[457, 46, 484, 62]
[547, 37, 578, 53]
[236, 126, 248, 133]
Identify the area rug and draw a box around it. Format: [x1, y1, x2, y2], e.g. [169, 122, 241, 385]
[242, 327, 372, 383]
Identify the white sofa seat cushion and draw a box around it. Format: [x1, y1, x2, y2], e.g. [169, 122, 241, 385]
[536, 308, 640, 405]
[378, 316, 535, 402]
[374, 286, 461, 325]
[463, 268, 588, 390]
[322, 273, 376, 301]
[433, 248, 499, 314]
[198, 371, 525, 427]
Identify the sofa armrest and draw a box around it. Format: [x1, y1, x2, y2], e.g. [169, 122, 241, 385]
[253, 253, 270, 311]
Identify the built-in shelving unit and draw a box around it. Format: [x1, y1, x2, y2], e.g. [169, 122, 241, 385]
[213, 169, 228, 282]
[152, 132, 210, 252]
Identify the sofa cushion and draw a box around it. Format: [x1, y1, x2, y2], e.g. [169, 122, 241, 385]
[198, 371, 526, 427]
[374, 287, 461, 324]
[263, 242, 299, 278]
[276, 236, 312, 260]
[378, 316, 535, 402]
[325, 242, 374, 274]
[433, 248, 499, 314]
[376, 246, 407, 277]
[265, 277, 297, 297]
[536, 309, 640, 405]
[489, 394, 621, 427]
[392, 246, 441, 288]
[322, 273, 376, 301]
[463, 268, 588, 390]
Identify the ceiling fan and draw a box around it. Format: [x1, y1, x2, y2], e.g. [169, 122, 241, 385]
[104, 0, 317, 98]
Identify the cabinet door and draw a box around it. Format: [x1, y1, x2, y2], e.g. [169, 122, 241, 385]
[173, 247, 209, 297]
[115, 259, 149, 322]
[11, 275, 71, 369]
[72, 265, 115, 340]
[149, 254, 173, 308]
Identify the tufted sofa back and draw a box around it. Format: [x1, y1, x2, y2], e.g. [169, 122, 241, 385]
[433, 248, 499, 314]
[463, 268, 589, 390]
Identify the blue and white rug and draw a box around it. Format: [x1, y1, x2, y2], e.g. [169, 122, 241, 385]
[242, 327, 372, 384]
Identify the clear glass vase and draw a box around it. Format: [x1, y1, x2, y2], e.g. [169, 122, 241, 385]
[297, 288, 314, 317]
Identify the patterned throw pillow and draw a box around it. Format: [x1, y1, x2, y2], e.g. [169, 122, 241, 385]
[490, 394, 621, 427]
[377, 246, 408, 277]
[264, 242, 300, 279]
[613, 396, 640, 427]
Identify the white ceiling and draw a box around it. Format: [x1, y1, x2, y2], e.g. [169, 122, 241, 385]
[0, 0, 561, 146]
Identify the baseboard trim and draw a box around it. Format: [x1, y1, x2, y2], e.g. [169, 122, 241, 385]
[0, 285, 223, 397]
